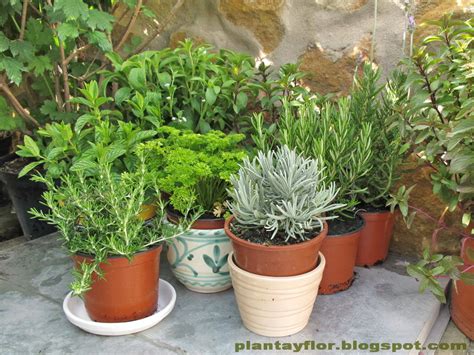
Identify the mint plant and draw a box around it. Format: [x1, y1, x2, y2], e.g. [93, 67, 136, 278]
[104, 40, 260, 134]
[140, 126, 247, 216]
[16, 80, 157, 178]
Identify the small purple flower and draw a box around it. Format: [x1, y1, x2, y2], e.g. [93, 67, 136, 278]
[408, 15, 416, 32]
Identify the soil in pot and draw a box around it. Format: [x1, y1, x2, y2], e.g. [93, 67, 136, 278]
[356, 204, 395, 267]
[224, 216, 327, 277]
[0, 157, 56, 239]
[167, 209, 232, 293]
[450, 237, 474, 340]
[229, 251, 326, 337]
[319, 216, 363, 295]
[73, 245, 162, 323]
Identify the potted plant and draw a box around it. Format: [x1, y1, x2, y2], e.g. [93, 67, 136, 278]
[254, 98, 373, 294]
[30, 151, 194, 322]
[389, 16, 473, 339]
[10, 81, 159, 238]
[349, 63, 408, 266]
[225, 145, 343, 336]
[141, 126, 247, 293]
[105, 39, 260, 134]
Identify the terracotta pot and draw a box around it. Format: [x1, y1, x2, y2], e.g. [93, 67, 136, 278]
[229, 251, 326, 337]
[167, 214, 232, 293]
[319, 222, 363, 295]
[73, 245, 162, 322]
[356, 211, 395, 267]
[450, 237, 474, 340]
[224, 216, 327, 277]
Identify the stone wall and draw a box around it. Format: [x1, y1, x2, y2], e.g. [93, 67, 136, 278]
[117, 0, 473, 257]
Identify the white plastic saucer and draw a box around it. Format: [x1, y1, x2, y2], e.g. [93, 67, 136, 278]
[63, 279, 176, 336]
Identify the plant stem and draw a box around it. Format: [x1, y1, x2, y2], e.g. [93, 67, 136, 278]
[64, 44, 91, 65]
[19, 0, 29, 40]
[115, 0, 142, 51]
[0, 75, 40, 128]
[59, 41, 71, 112]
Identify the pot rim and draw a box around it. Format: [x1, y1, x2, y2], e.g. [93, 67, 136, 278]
[228, 251, 326, 280]
[224, 215, 327, 251]
[358, 210, 394, 218]
[167, 210, 224, 230]
[327, 216, 366, 238]
[74, 243, 163, 260]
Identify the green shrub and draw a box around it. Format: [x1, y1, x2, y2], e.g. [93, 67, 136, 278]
[389, 16, 474, 303]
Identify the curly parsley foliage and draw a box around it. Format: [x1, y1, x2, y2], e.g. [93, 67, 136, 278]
[141, 126, 247, 215]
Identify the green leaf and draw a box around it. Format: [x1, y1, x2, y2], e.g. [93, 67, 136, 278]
[236, 92, 248, 111]
[105, 52, 123, 69]
[18, 161, 42, 178]
[55, 0, 89, 20]
[87, 9, 115, 32]
[128, 67, 146, 89]
[28, 55, 53, 76]
[141, 5, 156, 19]
[74, 114, 95, 133]
[205, 87, 217, 105]
[450, 154, 474, 174]
[40, 100, 59, 116]
[451, 118, 474, 136]
[198, 120, 211, 133]
[23, 136, 40, 157]
[86, 31, 112, 52]
[57, 23, 79, 42]
[157, 72, 171, 85]
[0, 57, 25, 85]
[0, 32, 9, 52]
[70, 159, 97, 173]
[115, 87, 132, 105]
[9, 40, 34, 60]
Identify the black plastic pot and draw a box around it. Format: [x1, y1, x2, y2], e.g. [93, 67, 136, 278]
[0, 154, 56, 239]
[0, 135, 12, 156]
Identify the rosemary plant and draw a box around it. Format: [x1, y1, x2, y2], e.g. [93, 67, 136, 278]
[227, 146, 344, 242]
[30, 152, 196, 295]
[255, 98, 373, 218]
[349, 63, 408, 207]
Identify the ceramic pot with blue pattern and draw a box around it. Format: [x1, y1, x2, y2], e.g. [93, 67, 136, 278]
[167, 213, 232, 293]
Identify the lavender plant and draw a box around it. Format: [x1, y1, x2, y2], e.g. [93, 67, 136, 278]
[227, 145, 344, 243]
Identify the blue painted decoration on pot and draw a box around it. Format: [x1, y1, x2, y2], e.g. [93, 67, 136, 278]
[167, 216, 232, 293]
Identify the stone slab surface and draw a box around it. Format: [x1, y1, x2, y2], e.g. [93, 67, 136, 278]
[0, 234, 456, 355]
